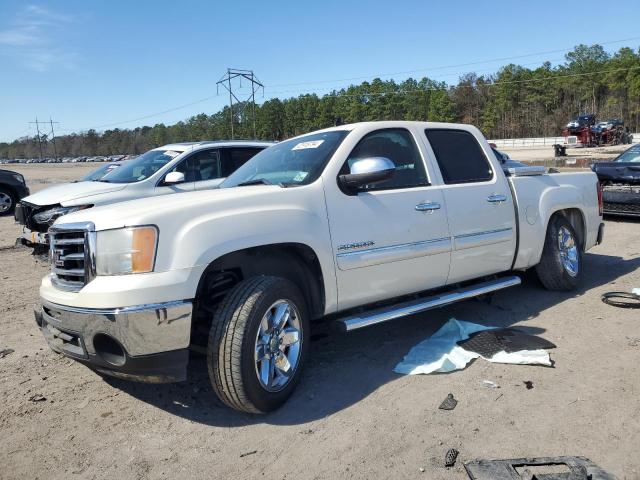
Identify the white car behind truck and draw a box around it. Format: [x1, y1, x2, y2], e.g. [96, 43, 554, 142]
[36, 121, 604, 413]
[15, 140, 272, 247]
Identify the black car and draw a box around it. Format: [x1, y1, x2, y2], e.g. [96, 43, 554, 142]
[0, 169, 30, 216]
[591, 144, 640, 217]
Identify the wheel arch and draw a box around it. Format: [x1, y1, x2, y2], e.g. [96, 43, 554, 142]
[190, 243, 327, 347]
[546, 207, 586, 250]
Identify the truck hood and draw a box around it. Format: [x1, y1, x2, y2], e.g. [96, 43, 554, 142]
[593, 162, 640, 185]
[58, 185, 285, 230]
[21, 181, 128, 206]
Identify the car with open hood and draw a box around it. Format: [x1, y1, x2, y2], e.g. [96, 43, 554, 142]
[591, 143, 640, 217]
[15, 140, 273, 247]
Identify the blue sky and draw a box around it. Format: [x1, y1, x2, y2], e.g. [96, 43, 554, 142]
[1, 0, 638, 142]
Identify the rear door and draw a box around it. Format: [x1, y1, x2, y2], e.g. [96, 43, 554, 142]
[190, 149, 224, 191]
[219, 147, 265, 179]
[423, 128, 516, 284]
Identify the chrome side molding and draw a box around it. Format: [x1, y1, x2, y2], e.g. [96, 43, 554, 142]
[336, 275, 521, 332]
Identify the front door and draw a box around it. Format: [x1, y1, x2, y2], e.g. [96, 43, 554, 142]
[324, 127, 451, 311]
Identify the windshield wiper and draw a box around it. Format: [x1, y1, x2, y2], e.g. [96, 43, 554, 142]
[235, 178, 274, 187]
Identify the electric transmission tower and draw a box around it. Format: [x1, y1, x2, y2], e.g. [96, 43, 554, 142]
[28, 117, 60, 160]
[216, 69, 264, 139]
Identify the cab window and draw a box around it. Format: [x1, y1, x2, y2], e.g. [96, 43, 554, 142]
[340, 128, 429, 191]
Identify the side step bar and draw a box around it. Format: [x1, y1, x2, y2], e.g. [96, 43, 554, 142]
[336, 275, 521, 332]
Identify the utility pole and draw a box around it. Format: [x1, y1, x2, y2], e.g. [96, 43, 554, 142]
[216, 69, 264, 139]
[49, 118, 59, 161]
[29, 117, 44, 160]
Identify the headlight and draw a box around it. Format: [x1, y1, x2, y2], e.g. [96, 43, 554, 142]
[96, 226, 158, 275]
[11, 173, 24, 184]
[33, 205, 91, 225]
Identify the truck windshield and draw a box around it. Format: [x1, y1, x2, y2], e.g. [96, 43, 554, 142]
[100, 149, 181, 183]
[615, 146, 640, 163]
[221, 130, 349, 188]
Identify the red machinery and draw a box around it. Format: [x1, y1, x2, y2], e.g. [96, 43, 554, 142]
[562, 114, 596, 147]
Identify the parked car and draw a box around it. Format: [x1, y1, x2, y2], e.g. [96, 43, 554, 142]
[0, 168, 30, 215]
[35, 121, 603, 413]
[15, 140, 273, 247]
[591, 143, 640, 217]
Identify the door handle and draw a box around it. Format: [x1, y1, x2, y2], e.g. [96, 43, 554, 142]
[415, 202, 441, 212]
[487, 194, 507, 204]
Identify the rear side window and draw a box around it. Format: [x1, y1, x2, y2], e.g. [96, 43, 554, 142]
[425, 129, 493, 184]
[220, 147, 264, 176]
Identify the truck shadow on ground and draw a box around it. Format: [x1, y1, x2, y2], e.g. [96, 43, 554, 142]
[104, 251, 640, 427]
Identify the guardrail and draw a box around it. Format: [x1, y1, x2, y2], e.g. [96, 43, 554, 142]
[489, 134, 639, 148]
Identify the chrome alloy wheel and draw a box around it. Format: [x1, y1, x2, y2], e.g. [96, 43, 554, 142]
[254, 300, 302, 392]
[0, 192, 12, 213]
[558, 226, 579, 277]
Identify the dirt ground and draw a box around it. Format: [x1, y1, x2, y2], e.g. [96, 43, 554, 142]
[502, 143, 630, 163]
[1, 164, 639, 480]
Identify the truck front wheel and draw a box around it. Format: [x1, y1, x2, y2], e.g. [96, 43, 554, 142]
[535, 215, 583, 291]
[207, 276, 309, 413]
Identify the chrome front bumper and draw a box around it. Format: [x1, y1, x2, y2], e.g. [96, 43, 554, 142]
[35, 299, 193, 382]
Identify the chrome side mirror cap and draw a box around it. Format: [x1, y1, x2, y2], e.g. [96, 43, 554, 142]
[164, 171, 185, 185]
[338, 157, 395, 193]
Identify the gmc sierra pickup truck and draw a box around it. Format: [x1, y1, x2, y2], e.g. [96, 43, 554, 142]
[35, 121, 604, 413]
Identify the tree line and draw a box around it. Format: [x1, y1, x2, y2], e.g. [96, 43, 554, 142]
[2, 44, 640, 159]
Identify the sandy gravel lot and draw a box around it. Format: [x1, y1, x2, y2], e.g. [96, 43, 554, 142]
[1, 164, 639, 479]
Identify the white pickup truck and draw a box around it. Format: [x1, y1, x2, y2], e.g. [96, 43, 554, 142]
[15, 140, 271, 247]
[35, 121, 604, 414]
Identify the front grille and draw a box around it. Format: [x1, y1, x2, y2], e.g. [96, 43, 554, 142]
[49, 223, 96, 291]
[603, 202, 640, 215]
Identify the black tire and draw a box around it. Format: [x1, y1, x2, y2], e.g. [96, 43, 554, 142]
[535, 215, 583, 291]
[207, 276, 309, 413]
[0, 187, 16, 216]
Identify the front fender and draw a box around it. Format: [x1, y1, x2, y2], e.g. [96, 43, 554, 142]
[153, 185, 338, 313]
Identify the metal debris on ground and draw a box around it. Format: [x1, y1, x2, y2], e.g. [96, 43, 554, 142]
[601, 291, 640, 309]
[482, 380, 499, 389]
[464, 456, 616, 479]
[240, 450, 257, 458]
[445, 448, 459, 468]
[0, 348, 14, 358]
[458, 329, 556, 357]
[28, 394, 46, 402]
[523, 381, 534, 390]
[438, 393, 458, 410]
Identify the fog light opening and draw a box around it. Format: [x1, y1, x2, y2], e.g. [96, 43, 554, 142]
[93, 333, 126, 367]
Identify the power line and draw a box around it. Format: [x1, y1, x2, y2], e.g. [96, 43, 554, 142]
[51, 36, 640, 136]
[264, 35, 640, 88]
[58, 94, 220, 133]
[262, 57, 570, 97]
[311, 65, 640, 99]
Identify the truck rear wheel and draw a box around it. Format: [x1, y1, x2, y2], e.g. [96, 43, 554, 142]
[207, 276, 309, 413]
[535, 215, 582, 291]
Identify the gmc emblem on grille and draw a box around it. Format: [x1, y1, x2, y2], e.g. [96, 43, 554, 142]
[51, 249, 65, 267]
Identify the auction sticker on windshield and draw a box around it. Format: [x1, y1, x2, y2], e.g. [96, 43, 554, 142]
[164, 150, 181, 158]
[292, 140, 324, 150]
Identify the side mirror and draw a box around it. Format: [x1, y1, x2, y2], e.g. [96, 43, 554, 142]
[164, 171, 185, 185]
[338, 157, 395, 193]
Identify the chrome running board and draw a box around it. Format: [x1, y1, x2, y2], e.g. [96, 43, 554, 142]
[336, 276, 521, 332]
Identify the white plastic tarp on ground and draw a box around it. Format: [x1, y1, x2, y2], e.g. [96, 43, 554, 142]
[394, 318, 552, 375]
